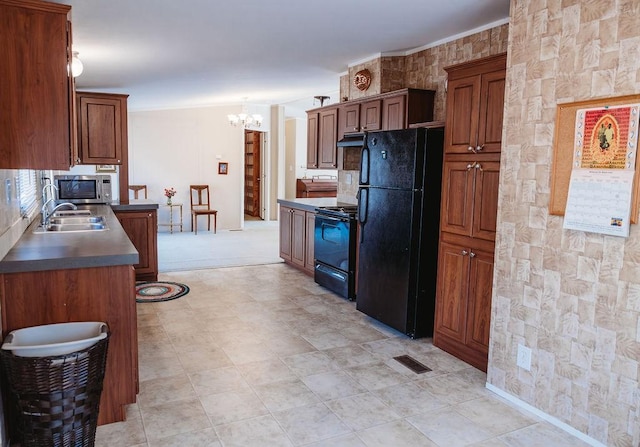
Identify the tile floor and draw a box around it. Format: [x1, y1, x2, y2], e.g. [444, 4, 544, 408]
[96, 263, 591, 446]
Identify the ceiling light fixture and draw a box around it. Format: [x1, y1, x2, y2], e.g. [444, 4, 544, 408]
[71, 51, 84, 77]
[228, 99, 262, 128]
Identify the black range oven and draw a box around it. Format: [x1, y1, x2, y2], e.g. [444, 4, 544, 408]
[314, 206, 358, 300]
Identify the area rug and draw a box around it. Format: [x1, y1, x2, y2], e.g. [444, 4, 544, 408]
[135, 281, 190, 303]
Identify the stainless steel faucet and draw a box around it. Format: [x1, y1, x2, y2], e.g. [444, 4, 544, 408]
[40, 184, 77, 227]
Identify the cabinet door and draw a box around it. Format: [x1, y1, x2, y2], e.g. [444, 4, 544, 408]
[339, 103, 360, 135]
[117, 210, 158, 280]
[305, 212, 316, 273]
[279, 206, 293, 260]
[291, 208, 307, 267]
[471, 160, 500, 241]
[434, 241, 470, 344]
[307, 112, 319, 169]
[360, 99, 381, 132]
[382, 95, 406, 130]
[78, 94, 124, 164]
[476, 70, 506, 154]
[318, 108, 338, 169]
[444, 76, 481, 154]
[465, 247, 494, 355]
[0, 2, 73, 170]
[440, 161, 475, 237]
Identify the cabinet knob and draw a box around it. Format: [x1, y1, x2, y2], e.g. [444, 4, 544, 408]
[466, 162, 476, 170]
[469, 251, 476, 258]
[476, 145, 484, 152]
[461, 250, 468, 256]
[475, 163, 483, 171]
[467, 146, 476, 153]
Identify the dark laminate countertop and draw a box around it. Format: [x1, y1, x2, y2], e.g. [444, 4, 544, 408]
[277, 197, 355, 213]
[0, 204, 139, 274]
[110, 199, 159, 211]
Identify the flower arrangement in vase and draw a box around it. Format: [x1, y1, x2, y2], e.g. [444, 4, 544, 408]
[164, 187, 176, 205]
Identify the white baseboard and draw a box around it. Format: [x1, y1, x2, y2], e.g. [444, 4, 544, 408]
[485, 383, 606, 447]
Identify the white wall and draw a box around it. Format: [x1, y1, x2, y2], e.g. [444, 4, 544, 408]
[128, 105, 270, 231]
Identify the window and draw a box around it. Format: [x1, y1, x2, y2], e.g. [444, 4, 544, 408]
[18, 169, 39, 218]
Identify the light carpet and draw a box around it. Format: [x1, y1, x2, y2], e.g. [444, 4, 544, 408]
[157, 219, 282, 272]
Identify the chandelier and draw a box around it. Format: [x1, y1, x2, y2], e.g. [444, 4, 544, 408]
[227, 101, 262, 128]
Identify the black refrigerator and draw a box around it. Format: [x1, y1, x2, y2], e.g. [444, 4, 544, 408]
[356, 127, 444, 338]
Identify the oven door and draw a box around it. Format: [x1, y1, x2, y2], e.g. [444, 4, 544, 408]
[314, 214, 351, 270]
[314, 213, 356, 300]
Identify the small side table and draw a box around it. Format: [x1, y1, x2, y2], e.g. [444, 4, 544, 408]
[159, 203, 183, 233]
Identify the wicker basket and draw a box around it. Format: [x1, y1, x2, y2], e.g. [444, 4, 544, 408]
[0, 334, 109, 447]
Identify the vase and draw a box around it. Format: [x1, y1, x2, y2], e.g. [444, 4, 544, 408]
[167, 197, 172, 205]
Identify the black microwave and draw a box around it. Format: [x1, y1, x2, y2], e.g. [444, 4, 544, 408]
[54, 175, 113, 204]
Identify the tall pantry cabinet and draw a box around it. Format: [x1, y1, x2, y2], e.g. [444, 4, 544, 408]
[434, 53, 506, 372]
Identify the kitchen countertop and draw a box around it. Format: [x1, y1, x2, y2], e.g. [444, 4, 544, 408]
[0, 204, 139, 274]
[110, 199, 159, 211]
[277, 197, 355, 213]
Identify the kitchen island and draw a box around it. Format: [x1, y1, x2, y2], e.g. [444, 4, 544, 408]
[0, 204, 141, 426]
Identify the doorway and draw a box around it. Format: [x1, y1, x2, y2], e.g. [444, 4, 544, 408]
[244, 129, 262, 218]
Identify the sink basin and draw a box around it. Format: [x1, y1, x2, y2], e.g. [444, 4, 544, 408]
[49, 216, 105, 225]
[34, 215, 109, 233]
[52, 210, 92, 217]
[45, 223, 108, 232]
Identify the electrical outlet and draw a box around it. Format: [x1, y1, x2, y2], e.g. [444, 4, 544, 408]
[345, 173, 352, 185]
[517, 344, 532, 370]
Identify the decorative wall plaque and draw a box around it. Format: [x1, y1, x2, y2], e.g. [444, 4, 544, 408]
[353, 69, 372, 91]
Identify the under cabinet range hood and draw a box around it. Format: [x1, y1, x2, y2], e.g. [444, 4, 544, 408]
[337, 133, 365, 147]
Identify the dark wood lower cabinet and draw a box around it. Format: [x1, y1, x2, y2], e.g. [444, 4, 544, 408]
[434, 240, 494, 372]
[279, 204, 315, 275]
[115, 209, 158, 281]
[0, 265, 138, 425]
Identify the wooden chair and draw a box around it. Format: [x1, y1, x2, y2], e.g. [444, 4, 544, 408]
[190, 185, 217, 234]
[129, 185, 147, 199]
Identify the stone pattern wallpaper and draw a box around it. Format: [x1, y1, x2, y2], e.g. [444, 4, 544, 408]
[488, 1, 640, 446]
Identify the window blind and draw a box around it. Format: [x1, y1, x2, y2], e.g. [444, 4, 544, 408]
[18, 169, 39, 218]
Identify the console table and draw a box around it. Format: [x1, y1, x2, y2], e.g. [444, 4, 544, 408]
[159, 203, 183, 233]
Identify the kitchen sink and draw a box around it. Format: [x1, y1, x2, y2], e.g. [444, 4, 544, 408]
[51, 210, 92, 217]
[48, 216, 105, 225]
[33, 215, 109, 233]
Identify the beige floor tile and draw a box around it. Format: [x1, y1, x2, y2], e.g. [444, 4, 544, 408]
[345, 361, 410, 391]
[177, 345, 233, 373]
[372, 381, 448, 417]
[407, 407, 494, 446]
[95, 403, 147, 447]
[189, 365, 250, 396]
[454, 395, 538, 436]
[304, 433, 367, 447]
[253, 378, 320, 412]
[237, 358, 297, 386]
[497, 422, 594, 446]
[272, 402, 351, 445]
[214, 414, 293, 447]
[140, 397, 211, 441]
[323, 345, 383, 369]
[357, 419, 438, 447]
[281, 350, 341, 377]
[137, 373, 197, 409]
[302, 370, 367, 401]
[326, 393, 401, 431]
[149, 428, 221, 447]
[200, 388, 269, 425]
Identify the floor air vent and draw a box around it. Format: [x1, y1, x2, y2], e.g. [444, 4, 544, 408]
[393, 355, 432, 374]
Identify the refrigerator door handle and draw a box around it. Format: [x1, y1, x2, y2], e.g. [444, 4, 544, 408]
[358, 187, 368, 243]
[359, 138, 370, 185]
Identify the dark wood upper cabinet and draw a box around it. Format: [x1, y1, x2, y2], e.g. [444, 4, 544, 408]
[0, 0, 75, 170]
[318, 107, 338, 169]
[444, 54, 506, 155]
[77, 92, 129, 165]
[306, 112, 319, 169]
